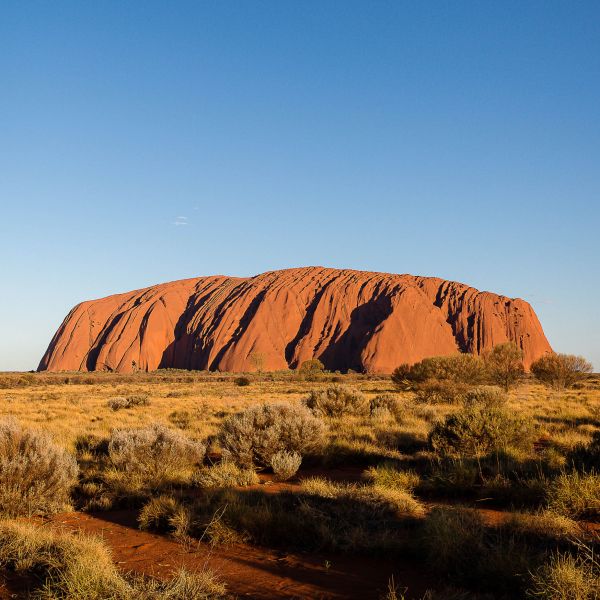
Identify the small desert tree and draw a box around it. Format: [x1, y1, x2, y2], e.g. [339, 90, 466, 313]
[483, 343, 524, 391]
[299, 359, 325, 373]
[531, 353, 593, 390]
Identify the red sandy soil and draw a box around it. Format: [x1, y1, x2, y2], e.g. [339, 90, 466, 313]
[38, 266, 551, 373]
[19, 509, 428, 600]
[3, 468, 595, 599]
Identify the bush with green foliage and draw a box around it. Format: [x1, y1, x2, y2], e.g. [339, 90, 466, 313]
[369, 393, 404, 419]
[531, 353, 594, 390]
[218, 402, 325, 468]
[414, 380, 470, 404]
[462, 386, 507, 408]
[0, 418, 78, 516]
[299, 359, 325, 373]
[483, 343, 525, 391]
[305, 384, 369, 417]
[428, 403, 535, 458]
[392, 354, 486, 389]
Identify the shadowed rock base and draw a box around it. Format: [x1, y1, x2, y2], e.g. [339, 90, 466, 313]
[38, 267, 551, 373]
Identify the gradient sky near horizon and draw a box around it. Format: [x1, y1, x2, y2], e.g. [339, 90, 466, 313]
[1, 1, 599, 371]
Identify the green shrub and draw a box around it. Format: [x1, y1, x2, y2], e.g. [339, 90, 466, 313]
[428, 405, 535, 458]
[270, 450, 302, 481]
[193, 461, 259, 488]
[531, 353, 594, 390]
[305, 385, 369, 417]
[369, 394, 404, 419]
[462, 386, 507, 408]
[483, 343, 525, 391]
[392, 354, 486, 389]
[218, 402, 325, 468]
[0, 418, 78, 516]
[234, 376, 251, 387]
[299, 359, 325, 373]
[547, 471, 600, 519]
[415, 380, 470, 404]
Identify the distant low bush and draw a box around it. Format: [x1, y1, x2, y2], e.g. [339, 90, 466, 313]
[428, 404, 535, 458]
[0, 418, 78, 516]
[462, 386, 507, 409]
[369, 393, 404, 420]
[107, 394, 150, 411]
[305, 385, 369, 417]
[234, 376, 251, 387]
[108, 424, 206, 489]
[392, 354, 486, 389]
[218, 402, 325, 468]
[414, 380, 470, 404]
[168, 410, 193, 430]
[531, 353, 594, 390]
[270, 450, 302, 481]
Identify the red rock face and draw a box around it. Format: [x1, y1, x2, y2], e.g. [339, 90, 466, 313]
[38, 267, 552, 373]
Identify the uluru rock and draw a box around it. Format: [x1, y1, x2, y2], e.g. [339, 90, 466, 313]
[38, 267, 552, 373]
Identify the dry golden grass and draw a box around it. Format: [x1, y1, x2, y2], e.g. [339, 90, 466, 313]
[0, 370, 599, 599]
[0, 372, 598, 460]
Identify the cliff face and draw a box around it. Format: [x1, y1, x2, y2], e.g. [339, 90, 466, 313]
[38, 267, 552, 373]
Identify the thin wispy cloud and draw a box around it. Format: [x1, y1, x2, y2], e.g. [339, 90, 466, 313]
[172, 216, 188, 226]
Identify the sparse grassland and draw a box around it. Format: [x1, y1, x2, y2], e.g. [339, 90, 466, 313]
[0, 367, 598, 599]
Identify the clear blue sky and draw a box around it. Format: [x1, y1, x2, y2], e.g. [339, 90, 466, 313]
[1, 1, 599, 371]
